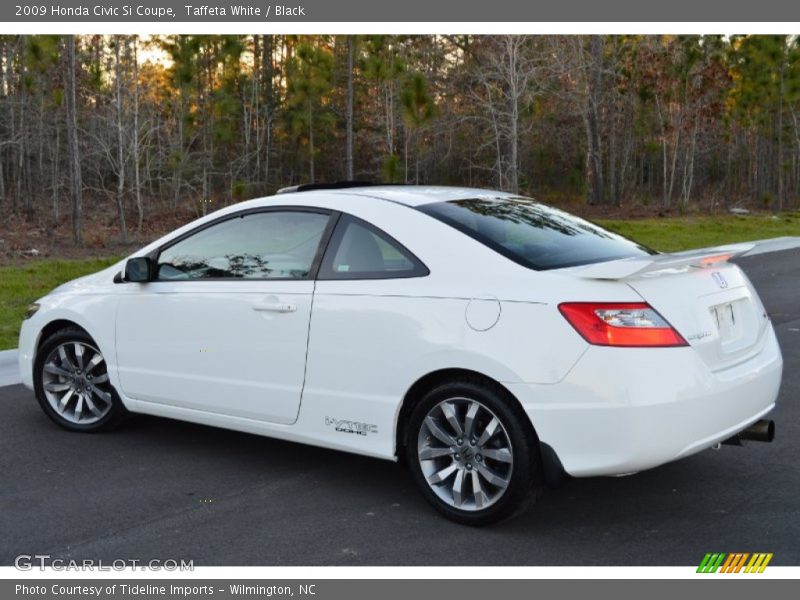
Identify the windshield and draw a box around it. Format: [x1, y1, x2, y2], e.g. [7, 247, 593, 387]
[417, 197, 656, 270]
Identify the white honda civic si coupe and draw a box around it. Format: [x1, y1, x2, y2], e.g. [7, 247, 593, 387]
[18, 184, 782, 524]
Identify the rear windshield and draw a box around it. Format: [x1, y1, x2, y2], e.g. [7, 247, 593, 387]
[418, 197, 655, 270]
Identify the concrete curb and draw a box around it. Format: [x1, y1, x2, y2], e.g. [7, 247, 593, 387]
[0, 349, 20, 387]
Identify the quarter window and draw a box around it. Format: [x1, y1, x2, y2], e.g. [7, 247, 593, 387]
[319, 215, 428, 279]
[157, 210, 330, 280]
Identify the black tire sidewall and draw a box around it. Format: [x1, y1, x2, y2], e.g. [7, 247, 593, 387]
[404, 379, 542, 526]
[33, 328, 125, 432]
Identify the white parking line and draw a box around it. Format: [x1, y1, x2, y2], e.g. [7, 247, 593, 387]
[0, 349, 20, 387]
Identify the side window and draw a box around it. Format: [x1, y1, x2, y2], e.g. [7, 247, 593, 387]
[157, 210, 330, 280]
[319, 215, 429, 280]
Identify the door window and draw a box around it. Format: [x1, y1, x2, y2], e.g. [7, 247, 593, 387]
[157, 210, 330, 280]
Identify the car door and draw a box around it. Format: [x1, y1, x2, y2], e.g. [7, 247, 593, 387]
[115, 208, 334, 425]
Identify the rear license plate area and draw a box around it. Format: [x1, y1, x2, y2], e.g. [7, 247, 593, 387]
[711, 301, 740, 344]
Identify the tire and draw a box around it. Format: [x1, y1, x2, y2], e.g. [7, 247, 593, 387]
[404, 378, 543, 525]
[33, 327, 128, 432]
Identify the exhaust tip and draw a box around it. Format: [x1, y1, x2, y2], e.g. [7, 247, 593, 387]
[739, 419, 775, 443]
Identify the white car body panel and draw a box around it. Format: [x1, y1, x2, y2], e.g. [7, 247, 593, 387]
[508, 325, 782, 476]
[115, 280, 314, 424]
[17, 186, 783, 475]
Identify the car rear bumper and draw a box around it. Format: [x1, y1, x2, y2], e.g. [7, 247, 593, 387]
[508, 324, 783, 477]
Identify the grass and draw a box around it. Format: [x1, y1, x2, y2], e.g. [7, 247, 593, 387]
[598, 213, 800, 252]
[0, 213, 799, 351]
[0, 257, 119, 351]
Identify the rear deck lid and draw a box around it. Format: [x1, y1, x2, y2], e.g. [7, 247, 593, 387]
[564, 244, 771, 371]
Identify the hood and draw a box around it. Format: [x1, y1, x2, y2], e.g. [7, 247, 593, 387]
[47, 263, 124, 296]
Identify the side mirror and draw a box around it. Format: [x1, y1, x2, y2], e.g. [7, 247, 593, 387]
[124, 257, 153, 283]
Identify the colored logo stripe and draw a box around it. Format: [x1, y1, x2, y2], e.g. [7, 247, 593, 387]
[697, 553, 726, 573]
[719, 553, 749, 573]
[697, 553, 773, 573]
[745, 553, 773, 573]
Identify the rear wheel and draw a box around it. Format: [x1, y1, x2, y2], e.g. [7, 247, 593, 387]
[34, 328, 127, 432]
[405, 379, 542, 525]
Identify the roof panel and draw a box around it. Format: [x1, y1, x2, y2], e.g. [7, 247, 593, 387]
[335, 185, 516, 206]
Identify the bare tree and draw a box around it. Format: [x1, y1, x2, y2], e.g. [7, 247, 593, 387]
[471, 36, 541, 194]
[132, 36, 143, 235]
[566, 36, 605, 205]
[65, 35, 82, 245]
[345, 35, 355, 180]
[113, 35, 128, 243]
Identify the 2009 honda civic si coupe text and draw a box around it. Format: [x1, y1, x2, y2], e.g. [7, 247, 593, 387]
[18, 184, 782, 525]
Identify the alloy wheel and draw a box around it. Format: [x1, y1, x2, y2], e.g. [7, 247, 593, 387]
[417, 397, 514, 511]
[41, 341, 113, 425]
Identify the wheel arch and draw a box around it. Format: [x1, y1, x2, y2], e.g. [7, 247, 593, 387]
[394, 368, 568, 488]
[395, 368, 533, 452]
[36, 319, 92, 357]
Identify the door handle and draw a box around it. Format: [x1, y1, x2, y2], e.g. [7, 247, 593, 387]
[252, 302, 297, 313]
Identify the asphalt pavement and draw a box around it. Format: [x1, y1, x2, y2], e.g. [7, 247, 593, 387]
[1, 249, 798, 566]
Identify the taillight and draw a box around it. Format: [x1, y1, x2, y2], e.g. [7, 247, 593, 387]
[558, 302, 687, 347]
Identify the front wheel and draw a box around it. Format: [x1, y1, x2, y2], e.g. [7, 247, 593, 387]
[405, 379, 542, 525]
[34, 328, 127, 432]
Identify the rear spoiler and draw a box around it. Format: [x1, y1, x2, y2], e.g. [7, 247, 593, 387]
[565, 243, 756, 280]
